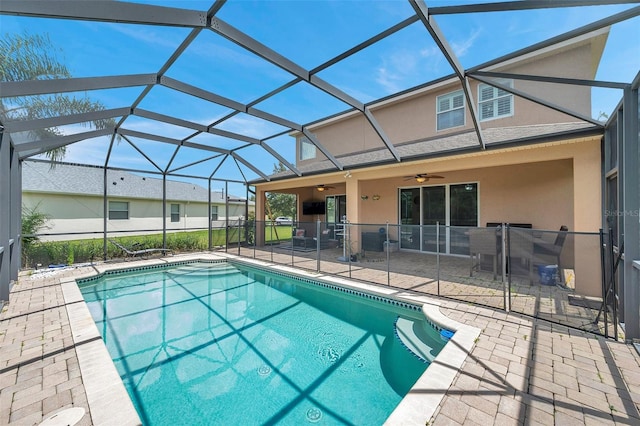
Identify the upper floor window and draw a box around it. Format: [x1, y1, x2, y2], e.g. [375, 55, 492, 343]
[170, 203, 180, 222]
[108, 201, 129, 220]
[478, 80, 513, 121]
[437, 90, 465, 130]
[299, 136, 316, 161]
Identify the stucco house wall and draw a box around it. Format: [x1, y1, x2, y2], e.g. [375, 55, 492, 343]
[294, 30, 606, 164]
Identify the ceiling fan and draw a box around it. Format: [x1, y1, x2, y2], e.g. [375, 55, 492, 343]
[403, 173, 444, 183]
[315, 184, 335, 192]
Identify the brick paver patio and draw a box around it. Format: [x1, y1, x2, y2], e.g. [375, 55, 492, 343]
[1, 252, 638, 425]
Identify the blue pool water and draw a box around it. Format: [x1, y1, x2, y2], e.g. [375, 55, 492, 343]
[79, 262, 446, 425]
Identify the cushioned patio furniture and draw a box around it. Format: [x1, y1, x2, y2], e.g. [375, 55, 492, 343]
[361, 228, 386, 253]
[533, 225, 569, 283]
[313, 229, 334, 249]
[292, 228, 315, 249]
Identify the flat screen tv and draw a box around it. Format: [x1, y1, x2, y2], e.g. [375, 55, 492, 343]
[302, 201, 325, 215]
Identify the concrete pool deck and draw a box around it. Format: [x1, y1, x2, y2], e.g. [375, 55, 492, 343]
[1, 252, 639, 425]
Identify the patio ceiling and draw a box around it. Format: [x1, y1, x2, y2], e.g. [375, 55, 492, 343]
[1, 1, 639, 187]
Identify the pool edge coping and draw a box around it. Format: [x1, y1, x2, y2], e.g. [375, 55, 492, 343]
[69, 253, 480, 426]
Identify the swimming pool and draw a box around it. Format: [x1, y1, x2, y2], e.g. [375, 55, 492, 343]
[78, 261, 448, 425]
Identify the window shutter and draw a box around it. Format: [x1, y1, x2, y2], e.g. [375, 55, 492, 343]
[481, 103, 493, 120]
[438, 97, 450, 112]
[497, 97, 511, 116]
[480, 85, 494, 102]
[452, 94, 464, 109]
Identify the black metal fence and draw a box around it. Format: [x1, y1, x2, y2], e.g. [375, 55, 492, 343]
[22, 220, 620, 340]
[237, 220, 620, 340]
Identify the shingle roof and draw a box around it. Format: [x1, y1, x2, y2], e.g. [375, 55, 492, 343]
[266, 122, 601, 180]
[22, 162, 250, 204]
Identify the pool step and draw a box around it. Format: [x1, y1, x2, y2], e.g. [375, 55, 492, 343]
[166, 264, 239, 278]
[394, 317, 450, 363]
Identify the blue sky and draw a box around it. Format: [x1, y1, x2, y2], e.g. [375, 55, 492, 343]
[2, 0, 639, 195]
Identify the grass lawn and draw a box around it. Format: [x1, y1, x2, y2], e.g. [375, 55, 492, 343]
[23, 225, 294, 268]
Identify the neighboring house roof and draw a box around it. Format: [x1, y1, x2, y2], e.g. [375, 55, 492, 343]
[22, 162, 252, 205]
[265, 122, 602, 181]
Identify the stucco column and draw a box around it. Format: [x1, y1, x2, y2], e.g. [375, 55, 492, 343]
[573, 139, 603, 297]
[255, 188, 266, 246]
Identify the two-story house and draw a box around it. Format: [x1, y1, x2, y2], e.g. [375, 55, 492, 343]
[252, 28, 610, 297]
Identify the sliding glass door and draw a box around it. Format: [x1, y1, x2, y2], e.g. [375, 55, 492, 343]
[399, 183, 478, 254]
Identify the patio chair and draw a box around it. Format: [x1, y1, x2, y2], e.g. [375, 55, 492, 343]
[292, 228, 314, 249]
[109, 239, 172, 259]
[533, 225, 569, 282]
[313, 229, 333, 249]
[469, 227, 500, 280]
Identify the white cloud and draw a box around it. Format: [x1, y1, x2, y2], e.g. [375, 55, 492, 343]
[122, 119, 194, 140]
[110, 25, 184, 50]
[451, 28, 482, 58]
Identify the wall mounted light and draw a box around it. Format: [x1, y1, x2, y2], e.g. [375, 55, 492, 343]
[372, 194, 381, 201]
[361, 195, 368, 200]
[344, 171, 352, 178]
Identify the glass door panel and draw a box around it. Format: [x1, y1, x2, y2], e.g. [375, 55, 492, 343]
[422, 186, 446, 253]
[399, 188, 420, 250]
[450, 183, 478, 255]
[325, 195, 346, 240]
